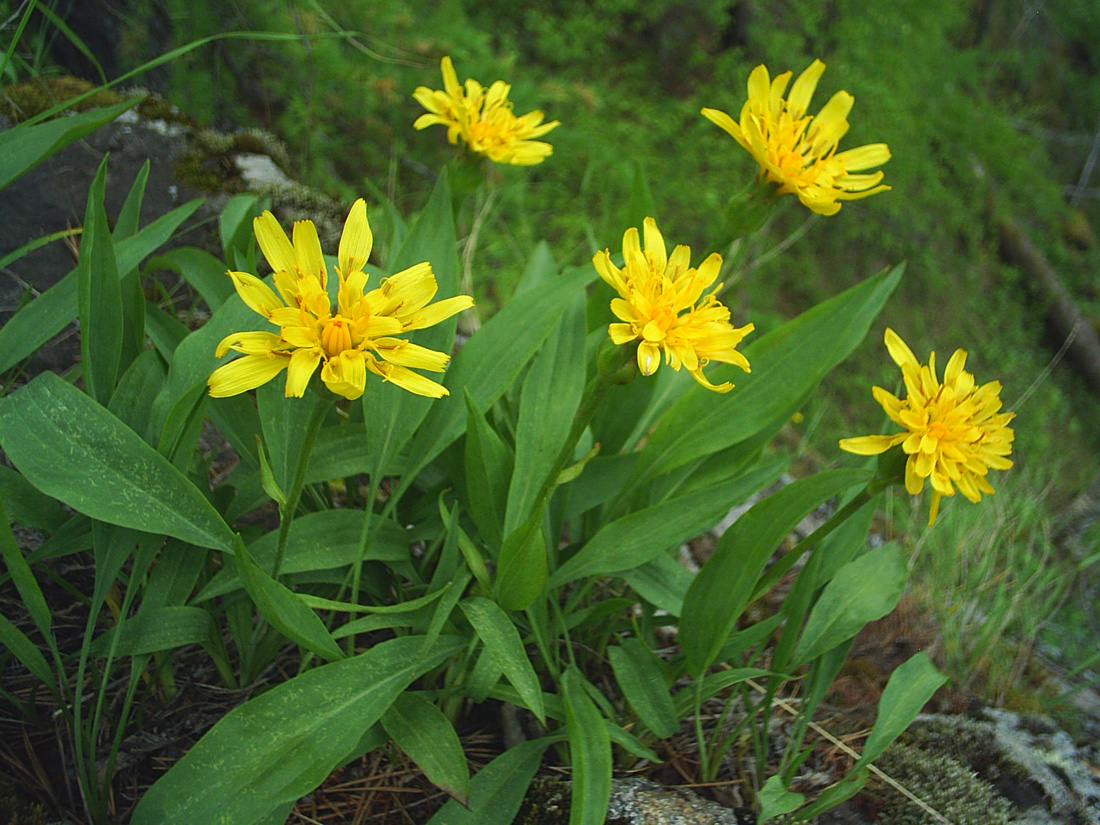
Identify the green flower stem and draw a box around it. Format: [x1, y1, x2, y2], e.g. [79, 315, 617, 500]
[271, 394, 332, 580]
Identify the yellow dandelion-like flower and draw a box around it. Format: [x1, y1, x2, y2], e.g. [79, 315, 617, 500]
[207, 199, 474, 401]
[592, 217, 754, 393]
[839, 328, 1015, 525]
[413, 56, 560, 166]
[702, 59, 890, 215]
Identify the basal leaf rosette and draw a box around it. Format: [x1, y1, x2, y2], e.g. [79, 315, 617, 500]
[702, 59, 890, 216]
[413, 56, 560, 166]
[207, 199, 473, 401]
[840, 328, 1015, 524]
[592, 217, 754, 393]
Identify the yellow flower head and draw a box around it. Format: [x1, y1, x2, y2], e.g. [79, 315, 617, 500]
[413, 56, 560, 166]
[207, 199, 474, 401]
[592, 217, 754, 393]
[839, 328, 1015, 525]
[702, 59, 890, 215]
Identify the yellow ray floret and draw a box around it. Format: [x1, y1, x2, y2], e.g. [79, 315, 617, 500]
[413, 56, 560, 166]
[592, 217, 754, 393]
[702, 59, 890, 215]
[207, 199, 474, 401]
[839, 328, 1015, 524]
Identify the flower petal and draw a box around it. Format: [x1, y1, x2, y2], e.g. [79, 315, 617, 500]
[208, 353, 288, 397]
[285, 348, 322, 397]
[254, 211, 297, 275]
[338, 198, 373, 276]
[228, 271, 284, 318]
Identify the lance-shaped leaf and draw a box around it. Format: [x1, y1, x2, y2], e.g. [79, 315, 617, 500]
[382, 692, 469, 803]
[403, 264, 598, 482]
[0, 373, 236, 552]
[130, 635, 465, 825]
[232, 539, 344, 662]
[0, 99, 137, 188]
[792, 542, 908, 666]
[551, 462, 784, 587]
[426, 738, 550, 825]
[854, 653, 948, 769]
[494, 503, 547, 613]
[504, 294, 585, 537]
[77, 156, 123, 406]
[460, 596, 545, 723]
[561, 667, 612, 825]
[679, 469, 871, 678]
[0, 197, 203, 374]
[608, 639, 678, 739]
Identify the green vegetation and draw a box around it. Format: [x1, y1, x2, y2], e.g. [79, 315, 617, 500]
[2, 0, 1099, 821]
[62, 0, 1098, 494]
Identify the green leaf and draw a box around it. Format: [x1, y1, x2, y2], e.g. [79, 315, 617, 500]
[504, 294, 585, 536]
[608, 639, 678, 739]
[254, 435, 287, 509]
[514, 240, 558, 295]
[0, 99, 138, 189]
[143, 539, 206, 610]
[419, 573, 471, 661]
[632, 264, 902, 483]
[459, 597, 545, 723]
[494, 503, 547, 612]
[109, 348, 169, 445]
[758, 774, 805, 823]
[131, 635, 464, 825]
[0, 373, 236, 552]
[148, 247, 236, 312]
[77, 156, 123, 406]
[621, 551, 695, 616]
[793, 543, 908, 666]
[675, 668, 772, 718]
[463, 390, 512, 548]
[0, 515, 60, 637]
[561, 667, 612, 825]
[551, 463, 783, 587]
[466, 642, 504, 701]
[679, 468, 871, 678]
[791, 770, 867, 821]
[0, 197, 203, 375]
[854, 653, 948, 769]
[156, 382, 209, 469]
[0, 613, 54, 688]
[403, 265, 599, 484]
[90, 606, 213, 657]
[232, 539, 344, 662]
[382, 692, 470, 803]
[117, 160, 150, 367]
[257, 377, 319, 495]
[426, 738, 550, 825]
[219, 193, 264, 262]
[193, 511, 409, 601]
[0, 465, 67, 531]
[305, 424, 404, 485]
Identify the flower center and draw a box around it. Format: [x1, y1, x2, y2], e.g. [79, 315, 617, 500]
[646, 305, 677, 337]
[321, 316, 353, 358]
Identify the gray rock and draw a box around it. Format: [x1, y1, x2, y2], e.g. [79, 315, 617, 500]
[607, 777, 749, 825]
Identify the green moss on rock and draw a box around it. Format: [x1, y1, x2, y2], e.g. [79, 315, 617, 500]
[876, 743, 1011, 825]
